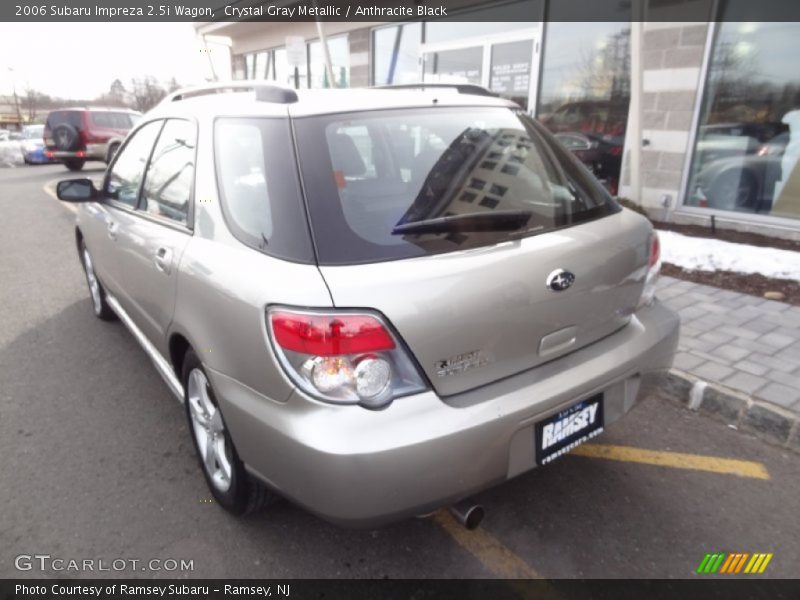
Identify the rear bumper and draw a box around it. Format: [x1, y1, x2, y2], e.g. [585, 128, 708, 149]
[47, 144, 106, 161]
[212, 300, 679, 527]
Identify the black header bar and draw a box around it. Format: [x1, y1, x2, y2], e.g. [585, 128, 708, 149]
[5, 0, 800, 23]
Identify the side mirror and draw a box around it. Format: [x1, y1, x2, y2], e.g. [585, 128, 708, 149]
[56, 179, 98, 202]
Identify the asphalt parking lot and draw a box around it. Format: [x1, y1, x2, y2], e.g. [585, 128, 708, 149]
[1, 163, 798, 579]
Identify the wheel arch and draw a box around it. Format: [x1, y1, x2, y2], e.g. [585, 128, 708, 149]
[105, 139, 122, 163]
[74, 226, 84, 255]
[168, 332, 192, 379]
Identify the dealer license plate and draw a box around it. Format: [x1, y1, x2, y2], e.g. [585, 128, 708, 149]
[535, 394, 604, 465]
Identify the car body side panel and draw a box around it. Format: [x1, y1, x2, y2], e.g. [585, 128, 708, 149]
[111, 211, 191, 358]
[76, 202, 128, 298]
[172, 237, 333, 407]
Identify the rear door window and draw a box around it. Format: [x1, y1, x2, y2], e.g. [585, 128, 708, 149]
[140, 119, 196, 226]
[104, 120, 163, 208]
[293, 106, 618, 265]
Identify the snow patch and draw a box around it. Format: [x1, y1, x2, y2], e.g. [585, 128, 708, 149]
[0, 140, 23, 167]
[659, 230, 800, 281]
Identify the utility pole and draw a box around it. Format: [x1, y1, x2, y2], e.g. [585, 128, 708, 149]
[313, 0, 335, 88]
[8, 67, 23, 128]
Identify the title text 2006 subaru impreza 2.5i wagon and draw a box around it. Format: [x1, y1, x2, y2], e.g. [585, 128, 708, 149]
[56, 83, 679, 527]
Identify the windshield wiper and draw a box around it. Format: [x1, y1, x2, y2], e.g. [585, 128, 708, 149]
[392, 210, 532, 235]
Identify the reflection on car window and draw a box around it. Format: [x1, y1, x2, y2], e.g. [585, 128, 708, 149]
[216, 120, 273, 241]
[141, 119, 195, 225]
[294, 106, 616, 265]
[105, 120, 163, 207]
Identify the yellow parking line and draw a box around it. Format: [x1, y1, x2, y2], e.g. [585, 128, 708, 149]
[570, 444, 770, 480]
[433, 510, 542, 579]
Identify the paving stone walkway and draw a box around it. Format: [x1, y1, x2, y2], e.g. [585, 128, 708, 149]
[658, 276, 800, 413]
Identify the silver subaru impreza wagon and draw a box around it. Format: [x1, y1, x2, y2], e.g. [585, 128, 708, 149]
[56, 82, 679, 527]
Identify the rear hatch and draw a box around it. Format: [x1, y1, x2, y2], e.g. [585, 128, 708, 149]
[44, 110, 84, 151]
[293, 103, 652, 397]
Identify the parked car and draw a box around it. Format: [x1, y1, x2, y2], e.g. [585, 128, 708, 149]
[555, 131, 624, 195]
[693, 132, 790, 213]
[19, 124, 55, 164]
[539, 99, 629, 137]
[55, 83, 678, 527]
[44, 107, 141, 171]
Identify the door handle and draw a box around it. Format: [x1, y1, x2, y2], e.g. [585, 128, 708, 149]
[107, 220, 118, 240]
[154, 247, 173, 274]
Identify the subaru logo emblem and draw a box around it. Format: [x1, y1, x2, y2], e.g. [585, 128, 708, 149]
[546, 269, 575, 292]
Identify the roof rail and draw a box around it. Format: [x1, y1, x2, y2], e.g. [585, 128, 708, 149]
[163, 81, 298, 105]
[372, 83, 498, 98]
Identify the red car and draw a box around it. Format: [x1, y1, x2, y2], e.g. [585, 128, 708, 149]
[44, 107, 141, 171]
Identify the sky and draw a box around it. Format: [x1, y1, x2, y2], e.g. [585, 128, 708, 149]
[0, 23, 231, 100]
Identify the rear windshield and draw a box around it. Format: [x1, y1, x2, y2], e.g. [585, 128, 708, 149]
[293, 106, 619, 265]
[46, 111, 82, 130]
[23, 125, 44, 139]
[90, 112, 136, 129]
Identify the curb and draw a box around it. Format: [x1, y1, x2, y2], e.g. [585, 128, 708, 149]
[660, 368, 800, 454]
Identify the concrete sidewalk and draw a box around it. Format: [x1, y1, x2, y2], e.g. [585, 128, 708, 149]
[657, 276, 800, 450]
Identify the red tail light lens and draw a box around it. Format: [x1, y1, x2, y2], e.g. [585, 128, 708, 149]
[267, 308, 426, 408]
[639, 231, 662, 309]
[270, 312, 395, 356]
[648, 232, 661, 269]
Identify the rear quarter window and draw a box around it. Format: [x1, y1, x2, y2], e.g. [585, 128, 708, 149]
[90, 112, 134, 129]
[213, 117, 315, 264]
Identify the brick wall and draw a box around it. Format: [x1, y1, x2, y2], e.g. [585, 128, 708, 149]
[620, 23, 708, 215]
[348, 27, 371, 87]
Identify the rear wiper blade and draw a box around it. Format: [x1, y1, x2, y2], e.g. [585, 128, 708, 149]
[392, 210, 532, 235]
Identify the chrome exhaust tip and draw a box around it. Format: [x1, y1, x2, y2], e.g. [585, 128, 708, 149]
[448, 501, 485, 530]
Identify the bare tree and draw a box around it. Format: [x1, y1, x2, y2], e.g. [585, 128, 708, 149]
[108, 79, 127, 106]
[22, 86, 51, 121]
[129, 76, 167, 112]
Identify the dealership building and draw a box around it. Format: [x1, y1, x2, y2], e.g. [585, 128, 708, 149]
[196, 0, 800, 239]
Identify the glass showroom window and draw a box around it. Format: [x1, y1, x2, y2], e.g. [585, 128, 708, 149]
[373, 23, 422, 85]
[537, 22, 631, 195]
[244, 54, 255, 79]
[309, 36, 349, 88]
[685, 21, 800, 220]
[274, 47, 308, 89]
[253, 51, 271, 80]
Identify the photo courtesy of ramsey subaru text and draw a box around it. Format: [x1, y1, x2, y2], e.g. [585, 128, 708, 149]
[56, 82, 679, 527]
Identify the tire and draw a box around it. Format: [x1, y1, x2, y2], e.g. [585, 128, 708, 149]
[106, 143, 120, 164]
[64, 159, 85, 171]
[182, 350, 276, 515]
[79, 240, 116, 321]
[52, 123, 80, 151]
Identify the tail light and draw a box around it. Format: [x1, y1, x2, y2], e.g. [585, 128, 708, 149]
[639, 231, 662, 308]
[267, 308, 427, 409]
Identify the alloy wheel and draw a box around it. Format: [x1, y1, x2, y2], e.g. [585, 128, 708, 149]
[187, 368, 232, 493]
